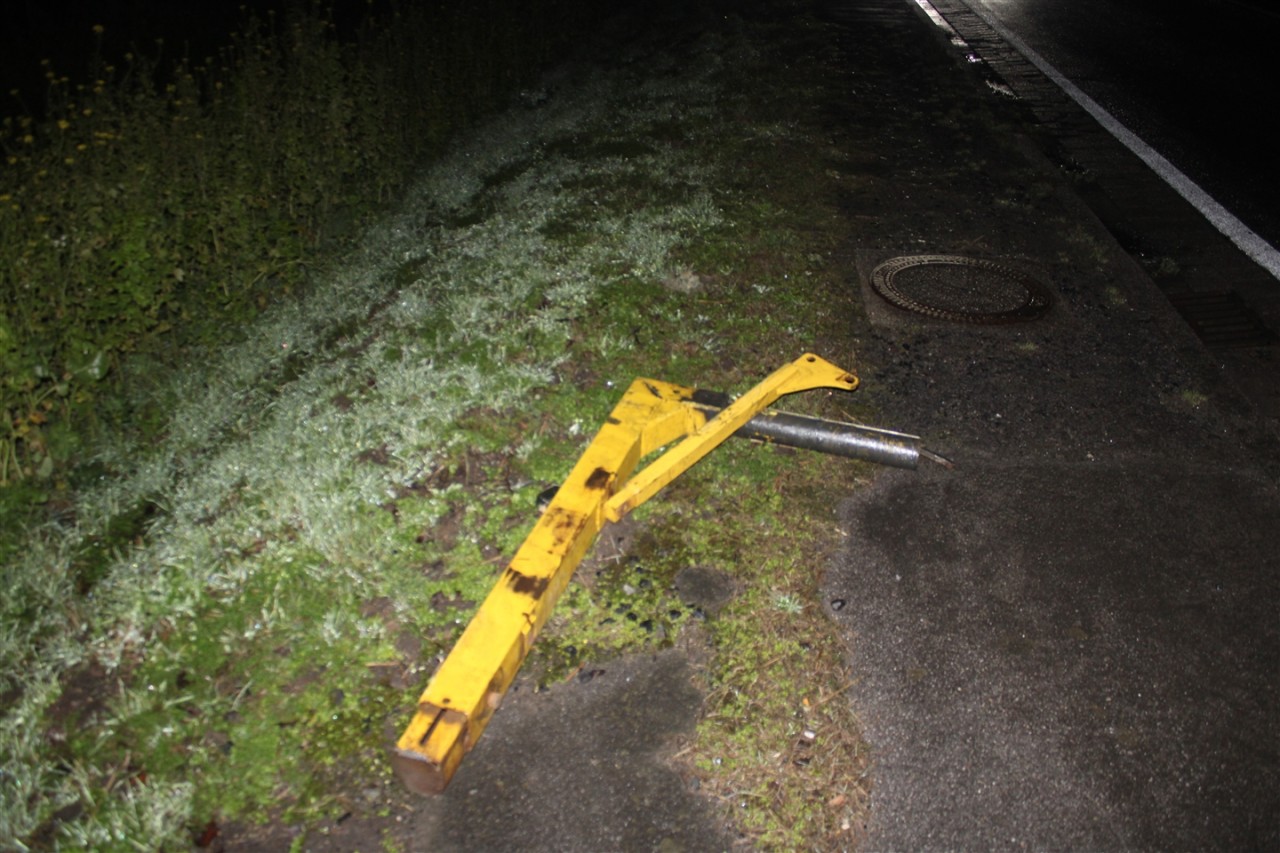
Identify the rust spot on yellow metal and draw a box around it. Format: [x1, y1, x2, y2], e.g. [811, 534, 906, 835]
[545, 506, 574, 527]
[584, 466, 612, 491]
[504, 566, 550, 598]
[542, 506, 584, 549]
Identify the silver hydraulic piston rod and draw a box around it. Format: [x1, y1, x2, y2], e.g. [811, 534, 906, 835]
[689, 389, 950, 470]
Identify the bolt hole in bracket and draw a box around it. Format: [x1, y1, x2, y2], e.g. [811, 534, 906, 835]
[390, 353, 947, 795]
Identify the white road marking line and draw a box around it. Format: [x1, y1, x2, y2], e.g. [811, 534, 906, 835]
[954, 0, 1280, 281]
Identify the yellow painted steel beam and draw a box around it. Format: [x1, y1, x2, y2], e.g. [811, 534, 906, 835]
[604, 354, 858, 520]
[391, 354, 858, 795]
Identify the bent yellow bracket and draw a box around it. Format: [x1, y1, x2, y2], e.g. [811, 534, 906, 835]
[391, 353, 858, 795]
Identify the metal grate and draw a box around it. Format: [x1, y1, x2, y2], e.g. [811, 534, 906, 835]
[1168, 290, 1276, 349]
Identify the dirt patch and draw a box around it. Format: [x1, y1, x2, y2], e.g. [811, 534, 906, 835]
[674, 564, 739, 618]
[43, 660, 122, 751]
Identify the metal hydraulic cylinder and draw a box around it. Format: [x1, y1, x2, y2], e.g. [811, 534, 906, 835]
[689, 389, 924, 469]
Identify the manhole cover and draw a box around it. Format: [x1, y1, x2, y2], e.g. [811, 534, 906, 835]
[871, 255, 1052, 323]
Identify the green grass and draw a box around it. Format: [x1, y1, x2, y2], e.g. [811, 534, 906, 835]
[1, 2, 877, 848]
[0, 0, 606, 487]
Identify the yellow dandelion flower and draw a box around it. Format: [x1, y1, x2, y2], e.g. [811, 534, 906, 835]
[63, 156, 75, 165]
[21, 134, 33, 144]
[57, 119, 70, 131]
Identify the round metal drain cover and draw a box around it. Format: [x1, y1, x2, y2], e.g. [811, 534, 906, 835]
[871, 255, 1052, 323]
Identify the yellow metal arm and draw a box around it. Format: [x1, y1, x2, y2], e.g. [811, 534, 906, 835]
[604, 354, 858, 519]
[391, 354, 858, 795]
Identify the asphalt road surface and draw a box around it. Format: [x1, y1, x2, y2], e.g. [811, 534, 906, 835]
[821, 0, 1280, 848]
[954, 0, 1280, 270]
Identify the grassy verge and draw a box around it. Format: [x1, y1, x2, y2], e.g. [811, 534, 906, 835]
[1, 2, 876, 848]
[0, 0, 603, 485]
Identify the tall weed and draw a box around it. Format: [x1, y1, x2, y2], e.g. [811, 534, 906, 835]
[0, 0, 602, 484]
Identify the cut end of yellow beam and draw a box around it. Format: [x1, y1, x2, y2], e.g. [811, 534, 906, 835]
[390, 746, 448, 796]
[392, 704, 471, 795]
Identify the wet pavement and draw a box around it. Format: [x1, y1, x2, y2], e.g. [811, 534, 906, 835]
[395, 0, 1279, 849]
[406, 647, 736, 851]
[820, 0, 1280, 849]
[829, 462, 1279, 850]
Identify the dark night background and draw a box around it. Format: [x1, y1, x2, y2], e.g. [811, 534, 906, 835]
[0, 0, 379, 116]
